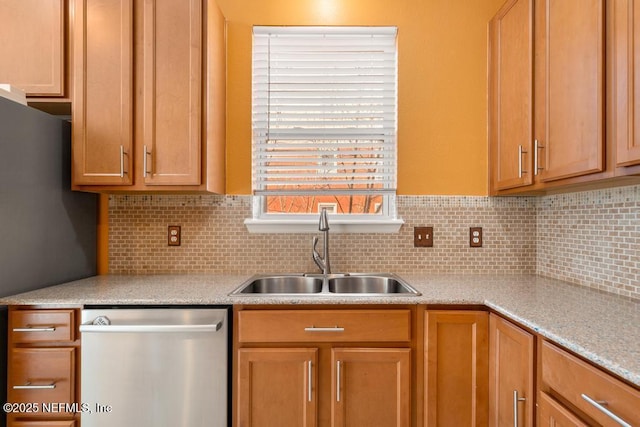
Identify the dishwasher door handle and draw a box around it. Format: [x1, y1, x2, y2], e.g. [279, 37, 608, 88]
[80, 321, 223, 333]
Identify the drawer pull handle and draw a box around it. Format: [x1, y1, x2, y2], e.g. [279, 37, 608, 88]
[13, 382, 56, 390]
[12, 326, 56, 333]
[581, 394, 631, 427]
[304, 326, 344, 332]
[513, 390, 526, 427]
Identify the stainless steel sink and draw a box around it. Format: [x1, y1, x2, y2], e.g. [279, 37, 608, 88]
[230, 275, 323, 295]
[229, 273, 420, 296]
[328, 275, 418, 294]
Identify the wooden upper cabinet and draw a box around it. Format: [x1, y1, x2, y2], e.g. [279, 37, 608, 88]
[612, 0, 640, 167]
[489, 0, 534, 191]
[72, 0, 134, 185]
[140, 0, 202, 185]
[424, 311, 489, 427]
[489, 314, 534, 427]
[535, 0, 604, 182]
[72, 0, 226, 192]
[489, 0, 608, 194]
[0, 0, 65, 97]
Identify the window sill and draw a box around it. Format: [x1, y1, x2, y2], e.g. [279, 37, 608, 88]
[244, 218, 404, 233]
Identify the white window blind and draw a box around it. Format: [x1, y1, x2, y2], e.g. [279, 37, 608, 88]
[252, 26, 398, 198]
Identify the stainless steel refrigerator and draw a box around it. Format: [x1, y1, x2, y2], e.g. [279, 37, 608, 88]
[0, 97, 97, 426]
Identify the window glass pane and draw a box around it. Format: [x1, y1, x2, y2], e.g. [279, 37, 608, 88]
[265, 194, 384, 214]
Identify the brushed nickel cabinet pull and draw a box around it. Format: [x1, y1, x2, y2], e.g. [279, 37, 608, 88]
[513, 390, 526, 427]
[307, 360, 312, 402]
[336, 360, 341, 402]
[13, 382, 56, 390]
[534, 139, 544, 176]
[120, 145, 125, 178]
[143, 145, 151, 178]
[304, 326, 344, 332]
[581, 394, 631, 427]
[518, 145, 528, 178]
[12, 326, 56, 333]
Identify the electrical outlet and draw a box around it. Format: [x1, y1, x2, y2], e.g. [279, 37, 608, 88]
[470, 227, 482, 247]
[414, 226, 433, 247]
[168, 225, 181, 246]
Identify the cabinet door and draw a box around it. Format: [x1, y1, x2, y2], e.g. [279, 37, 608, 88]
[72, 0, 133, 185]
[537, 391, 588, 427]
[0, 0, 65, 97]
[237, 348, 317, 427]
[535, 0, 604, 181]
[331, 348, 411, 427]
[141, 0, 202, 185]
[424, 311, 489, 427]
[489, 0, 534, 191]
[612, 0, 640, 166]
[489, 314, 534, 427]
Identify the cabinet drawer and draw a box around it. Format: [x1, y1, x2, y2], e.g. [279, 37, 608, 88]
[541, 341, 639, 426]
[10, 309, 75, 343]
[8, 348, 76, 404]
[238, 309, 411, 343]
[538, 391, 588, 427]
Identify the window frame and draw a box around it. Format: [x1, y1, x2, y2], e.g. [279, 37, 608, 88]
[246, 26, 403, 233]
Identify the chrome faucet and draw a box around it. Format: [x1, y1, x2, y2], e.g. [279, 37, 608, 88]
[312, 209, 331, 274]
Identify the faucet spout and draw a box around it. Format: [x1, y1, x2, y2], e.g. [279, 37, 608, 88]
[312, 209, 331, 274]
[319, 208, 330, 232]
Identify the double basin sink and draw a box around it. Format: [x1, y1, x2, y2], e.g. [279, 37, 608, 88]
[230, 273, 421, 296]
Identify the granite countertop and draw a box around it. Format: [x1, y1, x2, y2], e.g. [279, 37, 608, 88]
[1, 273, 638, 388]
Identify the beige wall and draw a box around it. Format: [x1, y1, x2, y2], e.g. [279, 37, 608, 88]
[217, 0, 506, 195]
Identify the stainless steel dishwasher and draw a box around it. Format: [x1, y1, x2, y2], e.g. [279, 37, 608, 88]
[79, 307, 229, 427]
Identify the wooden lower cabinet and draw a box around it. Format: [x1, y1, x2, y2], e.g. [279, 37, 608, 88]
[424, 310, 489, 426]
[489, 313, 534, 427]
[235, 305, 640, 427]
[6, 307, 80, 426]
[539, 340, 640, 426]
[238, 348, 317, 427]
[236, 346, 410, 427]
[234, 307, 414, 427]
[331, 348, 411, 427]
[537, 391, 588, 427]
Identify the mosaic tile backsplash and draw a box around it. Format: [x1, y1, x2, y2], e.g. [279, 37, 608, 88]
[536, 185, 639, 300]
[109, 185, 640, 300]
